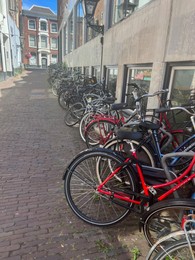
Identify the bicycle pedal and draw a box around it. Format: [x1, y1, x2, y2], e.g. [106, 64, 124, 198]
[149, 186, 157, 195]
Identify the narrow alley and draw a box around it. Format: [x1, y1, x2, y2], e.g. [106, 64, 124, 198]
[0, 70, 148, 260]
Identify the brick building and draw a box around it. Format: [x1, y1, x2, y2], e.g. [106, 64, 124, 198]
[21, 5, 58, 68]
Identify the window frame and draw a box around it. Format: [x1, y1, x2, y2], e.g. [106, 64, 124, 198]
[105, 65, 118, 98]
[28, 19, 36, 30]
[122, 64, 152, 103]
[40, 35, 48, 48]
[29, 35, 37, 48]
[50, 23, 58, 33]
[51, 54, 58, 64]
[51, 37, 58, 50]
[40, 20, 48, 32]
[167, 65, 195, 106]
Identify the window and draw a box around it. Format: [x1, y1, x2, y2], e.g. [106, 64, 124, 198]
[51, 54, 58, 64]
[84, 67, 90, 76]
[76, 0, 84, 48]
[68, 13, 74, 52]
[40, 21, 47, 31]
[41, 35, 47, 48]
[29, 35, 37, 47]
[29, 20, 36, 30]
[125, 66, 152, 108]
[92, 66, 101, 81]
[29, 52, 37, 65]
[51, 23, 58, 33]
[64, 25, 68, 55]
[111, 0, 152, 25]
[51, 38, 58, 49]
[168, 67, 195, 106]
[105, 67, 118, 97]
[9, 0, 16, 11]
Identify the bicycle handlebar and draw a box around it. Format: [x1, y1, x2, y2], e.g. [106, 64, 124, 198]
[155, 106, 195, 116]
[135, 89, 169, 102]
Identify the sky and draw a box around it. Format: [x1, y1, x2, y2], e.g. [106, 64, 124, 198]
[22, 0, 57, 14]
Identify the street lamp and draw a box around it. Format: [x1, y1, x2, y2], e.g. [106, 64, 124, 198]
[82, 0, 104, 34]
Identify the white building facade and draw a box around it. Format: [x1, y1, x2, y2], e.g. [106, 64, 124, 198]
[0, 0, 22, 81]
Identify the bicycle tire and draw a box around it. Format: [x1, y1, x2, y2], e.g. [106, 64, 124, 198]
[85, 119, 116, 148]
[103, 138, 156, 167]
[141, 198, 195, 247]
[153, 239, 195, 260]
[58, 89, 69, 109]
[52, 84, 58, 96]
[64, 102, 84, 127]
[64, 148, 139, 226]
[79, 112, 103, 142]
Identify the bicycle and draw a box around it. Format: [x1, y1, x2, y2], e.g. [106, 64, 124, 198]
[62, 115, 195, 247]
[146, 219, 195, 259]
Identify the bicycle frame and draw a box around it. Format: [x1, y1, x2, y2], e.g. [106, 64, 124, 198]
[97, 150, 195, 206]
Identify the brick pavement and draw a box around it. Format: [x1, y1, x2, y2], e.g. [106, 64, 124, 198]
[0, 70, 149, 259]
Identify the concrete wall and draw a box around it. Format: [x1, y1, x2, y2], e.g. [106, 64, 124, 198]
[62, 0, 195, 103]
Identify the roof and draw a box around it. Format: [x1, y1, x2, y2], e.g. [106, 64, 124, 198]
[22, 5, 57, 20]
[30, 5, 56, 15]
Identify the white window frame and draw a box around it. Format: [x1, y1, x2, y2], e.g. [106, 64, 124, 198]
[40, 20, 48, 32]
[29, 35, 37, 48]
[28, 19, 36, 30]
[51, 54, 58, 64]
[51, 38, 58, 50]
[40, 35, 48, 48]
[50, 23, 58, 33]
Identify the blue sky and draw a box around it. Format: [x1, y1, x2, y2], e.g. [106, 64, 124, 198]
[23, 0, 57, 14]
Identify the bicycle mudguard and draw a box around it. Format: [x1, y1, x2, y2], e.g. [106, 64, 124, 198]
[140, 198, 195, 226]
[62, 147, 125, 180]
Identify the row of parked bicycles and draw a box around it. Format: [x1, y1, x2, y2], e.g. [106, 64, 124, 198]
[48, 64, 195, 259]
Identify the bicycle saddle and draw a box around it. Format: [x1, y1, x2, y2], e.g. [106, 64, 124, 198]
[139, 121, 160, 131]
[102, 97, 116, 104]
[111, 103, 130, 110]
[116, 128, 143, 140]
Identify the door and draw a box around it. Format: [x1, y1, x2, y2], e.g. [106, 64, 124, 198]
[41, 58, 47, 68]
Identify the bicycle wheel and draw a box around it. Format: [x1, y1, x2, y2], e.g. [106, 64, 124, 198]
[64, 102, 84, 127]
[153, 239, 195, 260]
[64, 149, 139, 226]
[85, 119, 116, 148]
[103, 138, 156, 167]
[52, 84, 58, 96]
[79, 112, 103, 142]
[58, 90, 69, 109]
[142, 199, 195, 247]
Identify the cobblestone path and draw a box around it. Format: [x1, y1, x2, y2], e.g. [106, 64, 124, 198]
[0, 70, 148, 259]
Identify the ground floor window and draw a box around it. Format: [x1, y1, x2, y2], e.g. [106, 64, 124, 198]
[125, 65, 152, 108]
[84, 66, 90, 76]
[168, 66, 195, 106]
[92, 66, 100, 81]
[51, 54, 58, 64]
[29, 52, 37, 65]
[105, 66, 118, 97]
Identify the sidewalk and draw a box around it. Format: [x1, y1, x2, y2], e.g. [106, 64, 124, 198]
[0, 70, 31, 90]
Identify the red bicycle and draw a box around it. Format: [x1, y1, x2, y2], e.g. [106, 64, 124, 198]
[63, 116, 195, 247]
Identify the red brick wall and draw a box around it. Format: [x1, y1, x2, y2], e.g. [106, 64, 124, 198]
[22, 15, 58, 66]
